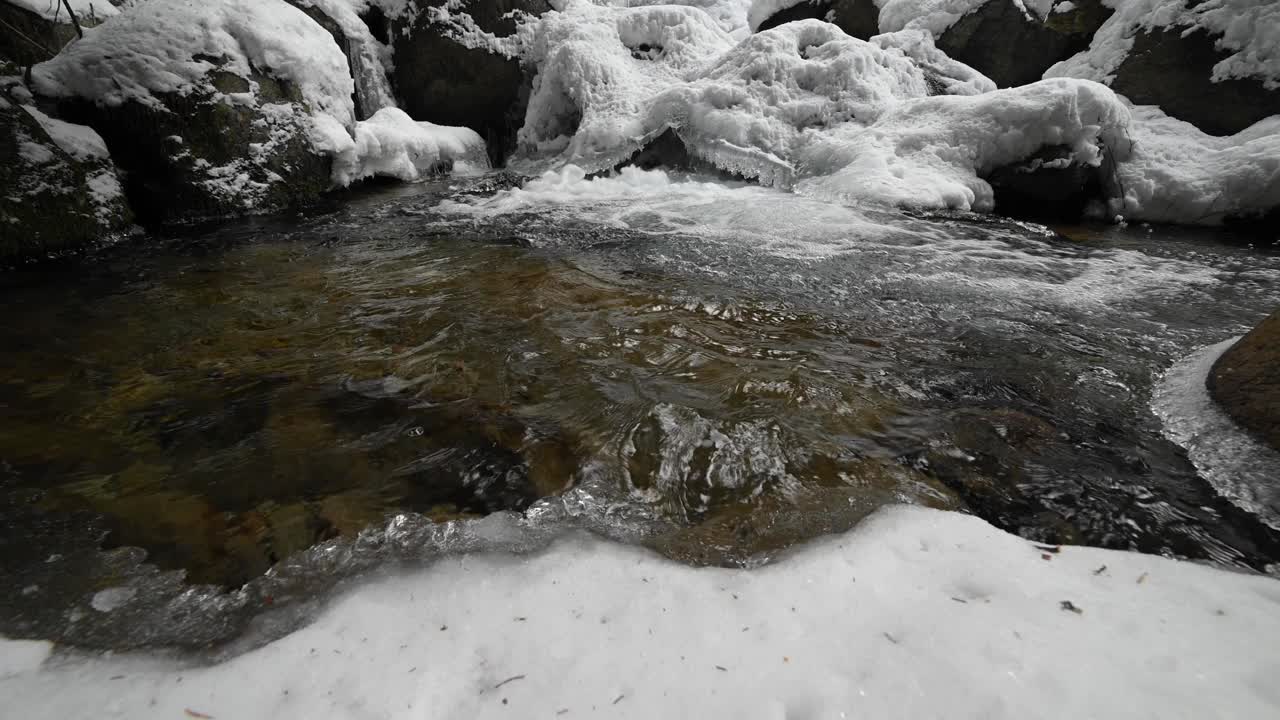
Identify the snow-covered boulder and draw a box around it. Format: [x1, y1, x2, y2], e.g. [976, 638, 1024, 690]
[0, 0, 118, 66]
[0, 92, 132, 261]
[1209, 310, 1280, 451]
[381, 0, 553, 165]
[28, 0, 357, 223]
[1047, 0, 1280, 136]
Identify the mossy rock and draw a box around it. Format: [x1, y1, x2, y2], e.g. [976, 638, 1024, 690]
[0, 93, 132, 262]
[388, 0, 551, 166]
[0, 0, 95, 67]
[1208, 310, 1280, 451]
[1110, 26, 1280, 136]
[51, 63, 333, 224]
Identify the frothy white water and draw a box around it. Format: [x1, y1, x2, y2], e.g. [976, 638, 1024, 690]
[1153, 338, 1280, 530]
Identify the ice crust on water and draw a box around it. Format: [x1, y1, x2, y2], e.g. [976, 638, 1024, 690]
[1046, 0, 1280, 89]
[1153, 337, 1280, 531]
[4, 506, 1279, 719]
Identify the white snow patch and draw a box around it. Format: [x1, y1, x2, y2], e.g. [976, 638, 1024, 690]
[2, 506, 1279, 718]
[1152, 337, 1280, 530]
[0, 639, 51, 680]
[1046, 0, 1280, 89]
[17, 140, 55, 165]
[89, 587, 137, 613]
[21, 106, 110, 162]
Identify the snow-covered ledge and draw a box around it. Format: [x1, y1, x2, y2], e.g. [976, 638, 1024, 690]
[3, 506, 1277, 719]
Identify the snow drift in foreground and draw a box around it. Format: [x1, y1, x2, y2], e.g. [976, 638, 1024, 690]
[507, 3, 1279, 225]
[3, 506, 1278, 719]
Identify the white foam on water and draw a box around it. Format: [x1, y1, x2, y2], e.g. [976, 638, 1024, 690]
[1152, 337, 1280, 531]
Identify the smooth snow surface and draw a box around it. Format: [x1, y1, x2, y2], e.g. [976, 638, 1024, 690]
[20, 106, 110, 162]
[1153, 337, 1280, 531]
[9, 0, 118, 21]
[1046, 0, 1280, 89]
[3, 506, 1279, 719]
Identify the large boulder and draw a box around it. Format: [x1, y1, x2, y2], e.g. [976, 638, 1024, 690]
[1109, 27, 1280, 137]
[384, 0, 551, 166]
[1046, 0, 1279, 137]
[930, 0, 1111, 88]
[0, 87, 132, 261]
[1208, 311, 1280, 451]
[755, 0, 879, 39]
[29, 0, 356, 224]
[0, 0, 117, 67]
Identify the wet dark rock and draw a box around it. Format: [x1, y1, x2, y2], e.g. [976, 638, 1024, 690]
[0, 89, 132, 262]
[934, 0, 1112, 88]
[388, 0, 552, 166]
[1110, 26, 1280, 136]
[47, 62, 333, 225]
[605, 128, 753, 182]
[0, 0, 106, 67]
[1208, 310, 1280, 451]
[985, 144, 1107, 222]
[756, 0, 879, 38]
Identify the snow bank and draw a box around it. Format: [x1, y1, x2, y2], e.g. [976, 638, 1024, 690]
[1110, 105, 1280, 224]
[3, 506, 1279, 719]
[316, 107, 489, 185]
[31, 0, 356, 126]
[1046, 0, 1280, 89]
[9, 0, 118, 21]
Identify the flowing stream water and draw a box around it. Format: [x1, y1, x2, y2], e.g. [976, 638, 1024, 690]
[2, 170, 1278, 652]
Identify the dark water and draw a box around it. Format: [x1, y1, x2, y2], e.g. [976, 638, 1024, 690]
[2, 173, 1278, 650]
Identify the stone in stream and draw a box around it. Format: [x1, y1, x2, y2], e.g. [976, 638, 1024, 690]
[383, 0, 552, 166]
[1208, 310, 1280, 452]
[984, 144, 1110, 222]
[0, 81, 133, 262]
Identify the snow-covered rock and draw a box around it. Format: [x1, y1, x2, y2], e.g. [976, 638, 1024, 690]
[28, 0, 356, 222]
[2, 505, 1279, 719]
[316, 106, 489, 185]
[1047, 0, 1280, 136]
[0, 93, 132, 261]
[284, 0, 397, 120]
[382, 0, 553, 166]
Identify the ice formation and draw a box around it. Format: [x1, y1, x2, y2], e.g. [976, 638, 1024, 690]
[316, 107, 490, 185]
[505, 1, 1278, 223]
[3, 506, 1278, 719]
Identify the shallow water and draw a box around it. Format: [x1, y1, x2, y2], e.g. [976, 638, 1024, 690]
[2, 171, 1278, 651]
